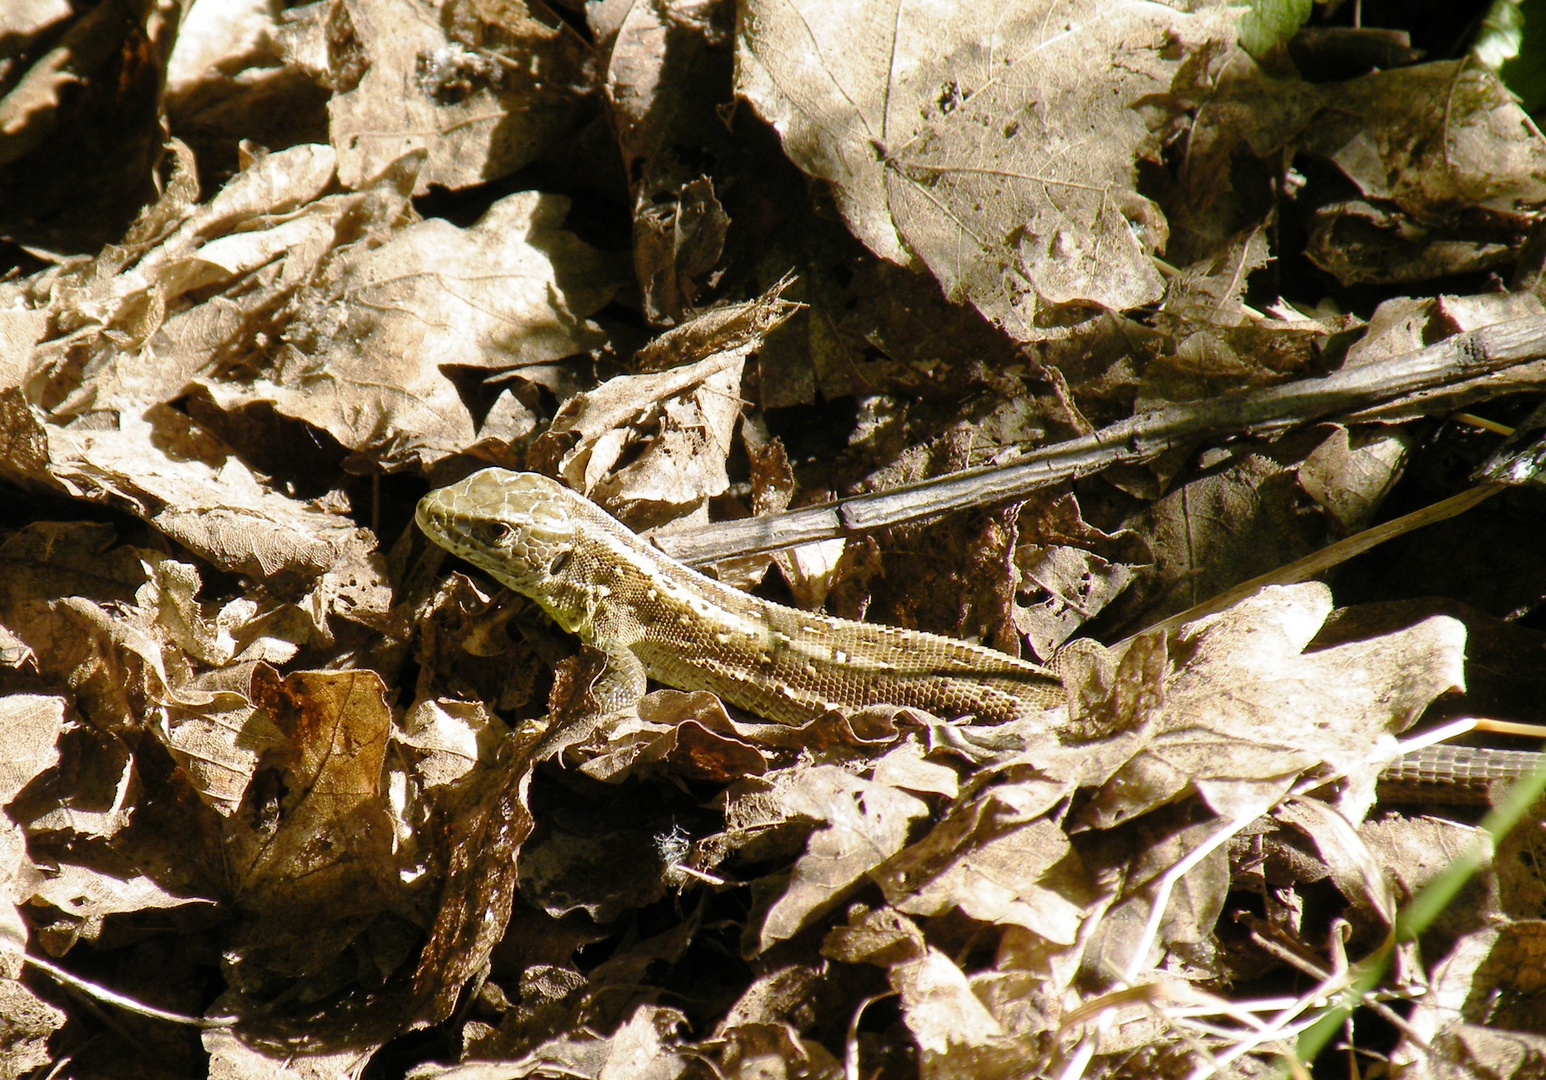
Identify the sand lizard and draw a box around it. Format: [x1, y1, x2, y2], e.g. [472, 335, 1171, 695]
[417, 468, 1539, 800]
[417, 468, 1062, 726]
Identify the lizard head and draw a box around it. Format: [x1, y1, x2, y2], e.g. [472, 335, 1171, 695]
[416, 468, 582, 598]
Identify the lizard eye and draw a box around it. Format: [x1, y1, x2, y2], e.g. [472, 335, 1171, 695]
[480, 521, 514, 544]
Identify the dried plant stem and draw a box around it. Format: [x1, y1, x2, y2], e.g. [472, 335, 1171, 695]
[1133, 481, 1504, 640]
[654, 314, 1546, 564]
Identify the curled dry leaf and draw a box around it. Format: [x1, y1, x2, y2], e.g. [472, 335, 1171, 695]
[235, 189, 622, 469]
[596, 0, 735, 325]
[574, 689, 770, 784]
[752, 762, 930, 952]
[535, 279, 798, 513]
[9, 139, 622, 480]
[0, 0, 176, 250]
[0, 399, 392, 640]
[28, 864, 211, 950]
[1300, 62, 1546, 286]
[875, 778, 1084, 944]
[8, 140, 337, 412]
[1013, 492, 1141, 657]
[1074, 582, 1466, 826]
[1273, 796, 1395, 926]
[0, 521, 293, 816]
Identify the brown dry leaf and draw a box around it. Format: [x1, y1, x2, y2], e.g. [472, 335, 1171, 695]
[0, 399, 391, 635]
[752, 762, 930, 952]
[0, 0, 104, 165]
[827, 906, 1019, 1066]
[18, 141, 349, 412]
[1392, 925, 1546, 1075]
[320, 0, 592, 195]
[1300, 62, 1546, 286]
[708, 1022, 843, 1080]
[0, 516, 297, 816]
[410, 1003, 690, 1080]
[1075, 582, 1466, 826]
[1158, 229, 1273, 331]
[27, 863, 212, 950]
[736, 0, 1241, 339]
[1111, 430, 1333, 622]
[0, 978, 65, 1080]
[1296, 425, 1411, 535]
[870, 735, 960, 798]
[1142, 232, 1371, 405]
[223, 667, 398, 990]
[204, 1036, 374, 1080]
[0, 523, 223, 710]
[1135, 317, 1364, 409]
[0, 0, 71, 47]
[593, 0, 734, 325]
[165, 0, 331, 187]
[875, 777, 1085, 944]
[1013, 493, 1141, 658]
[408, 734, 534, 1028]
[8, 138, 620, 473]
[893, 947, 1007, 1055]
[1273, 796, 1394, 925]
[0, 0, 176, 250]
[224, 189, 622, 469]
[535, 281, 796, 513]
[398, 697, 503, 789]
[0, 694, 64, 986]
[573, 689, 769, 784]
[0, 693, 63, 805]
[1079, 810, 1231, 980]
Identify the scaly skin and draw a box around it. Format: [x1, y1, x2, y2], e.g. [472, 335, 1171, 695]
[415, 468, 1062, 725]
[417, 468, 1542, 801]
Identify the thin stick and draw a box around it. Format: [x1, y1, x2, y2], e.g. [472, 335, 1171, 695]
[655, 315, 1546, 564]
[1131, 482, 1503, 641]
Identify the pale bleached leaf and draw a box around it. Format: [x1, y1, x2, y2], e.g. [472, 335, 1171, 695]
[736, 0, 1241, 338]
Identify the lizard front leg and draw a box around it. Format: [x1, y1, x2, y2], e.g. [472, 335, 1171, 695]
[584, 642, 649, 714]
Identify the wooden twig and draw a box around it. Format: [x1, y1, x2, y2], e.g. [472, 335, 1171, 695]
[652, 314, 1546, 565]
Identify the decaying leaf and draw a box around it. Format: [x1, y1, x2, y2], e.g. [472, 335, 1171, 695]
[1301, 62, 1546, 285]
[737, 0, 1241, 338]
[533, 279, 797, 515]
[2, 0, 1542, 1073]
[223, 188, 623, 469]
[323, 0, 593, 195]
